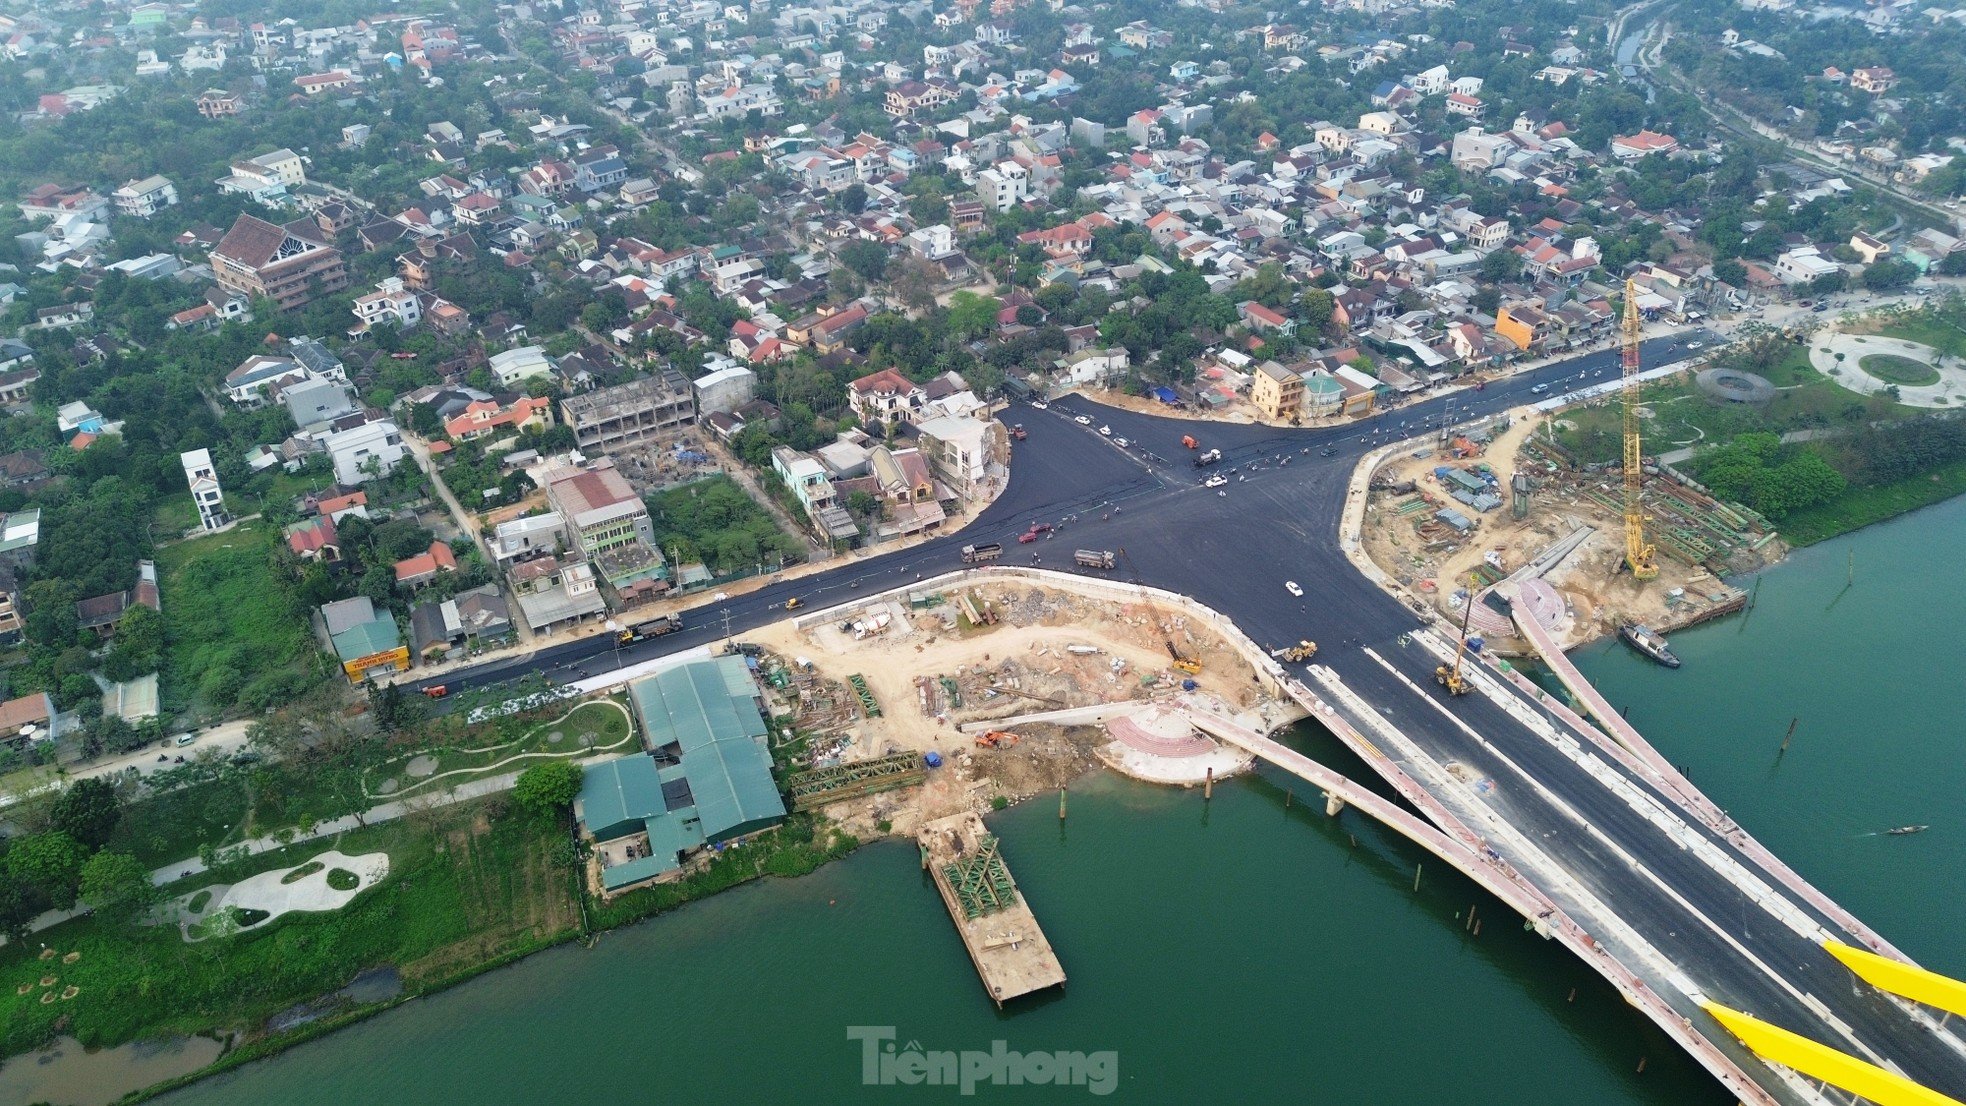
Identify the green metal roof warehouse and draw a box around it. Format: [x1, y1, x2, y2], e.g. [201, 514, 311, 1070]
[577, 656, 786, 890]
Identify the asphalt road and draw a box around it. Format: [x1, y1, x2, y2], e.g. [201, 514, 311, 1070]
[406, 331, 1966, 1097]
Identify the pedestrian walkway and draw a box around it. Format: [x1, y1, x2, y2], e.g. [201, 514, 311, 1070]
[12, 752, 619, 939]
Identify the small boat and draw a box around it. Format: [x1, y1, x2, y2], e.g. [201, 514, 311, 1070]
[1618, 624, 1681, 668]
[1886, 825, 1929, 836]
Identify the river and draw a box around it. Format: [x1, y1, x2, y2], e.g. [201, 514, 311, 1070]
[129, 496, 1966, 1104]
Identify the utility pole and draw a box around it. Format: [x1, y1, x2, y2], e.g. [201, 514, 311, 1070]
[721, 606, 733, 644]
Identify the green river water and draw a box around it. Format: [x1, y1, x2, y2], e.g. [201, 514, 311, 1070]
[144, 496, 1966, 1106]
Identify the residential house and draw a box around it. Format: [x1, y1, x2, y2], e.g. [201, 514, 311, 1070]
[914, 415, 1008, 501]
[210, 214, 349, 311]
[75, 561, 160, 639]
[508, 554, 607, 633]
[1251, 361, 1304, 421]
[180, 449, 226, 531]
[112, 175, 178, 218]
[542, 458, 664, 591]
[410, 584, 513, 661]
[393, 540, 459, 588]
[286, 514, 341, 561]
[445, 394, 553, 442]
[324, 415, 406, 483]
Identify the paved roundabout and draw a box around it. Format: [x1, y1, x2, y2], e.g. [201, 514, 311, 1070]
[1812, 330, 1966, 407]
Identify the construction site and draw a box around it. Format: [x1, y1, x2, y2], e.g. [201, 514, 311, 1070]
[1359, 283, 1779, 656]
[740, 573, 1280, 842]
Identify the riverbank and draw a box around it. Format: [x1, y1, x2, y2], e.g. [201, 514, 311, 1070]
[0, 790, 860, 1106]
[1777, 458, 1966, 547]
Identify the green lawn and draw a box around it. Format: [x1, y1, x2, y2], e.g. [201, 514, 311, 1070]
[0, 799, 578, 1062]
[150, 493, 197, 538]
[1556, 346, 1903, 465]
[365, 699, 635, 799]
[154, 524, 325, 720]
[105, 776, 253, 869]
[1857, 354, 1940, 387]
[1854, 314, 1966, 360]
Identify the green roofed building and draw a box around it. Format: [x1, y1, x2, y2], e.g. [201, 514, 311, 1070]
[578, 656, 786, 893]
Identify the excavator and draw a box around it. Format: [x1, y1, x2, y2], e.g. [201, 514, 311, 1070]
[975, 731, 1021, 749]
[1270, 640, 1318, 663]
[1117, 547, 1203, 675]
[1434, 574, 1478, 697]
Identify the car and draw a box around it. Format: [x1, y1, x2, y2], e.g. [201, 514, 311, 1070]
[1284, 581, 1303, 597]
[1320, 446, 1337, 457]
[1031, 400, 1048, 410]
[1018, 531, 1039, 543]
[1812, 303, 1828, 313]
[1204, 474, 1228, 488]
[1529, 383, 1550, 394]
[422, 685, 450, 699]
[1686, 341, 1703, 349]
[174, 733, 197, 747]
[1074, 415, 1092, 425]
[1030, 522, 1055, 534]
[1098, 424, 1112, 436]
[1115, 437, 1129, 447]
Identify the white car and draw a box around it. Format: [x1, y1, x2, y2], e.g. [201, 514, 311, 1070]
[1204, 474, 1228, 488]
[1098, 425, 1112, 436]
[1074, 415, 1092, 425]
[1031, 400, 1049, 410]
[1284, 581, 1304, 597]
[1115, 437, 1129, 447]
[1686, 341, 1703, 349]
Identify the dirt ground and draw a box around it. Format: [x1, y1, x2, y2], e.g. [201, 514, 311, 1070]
[740, 579, 1265, 837]
[1360, 410, 1770, 651]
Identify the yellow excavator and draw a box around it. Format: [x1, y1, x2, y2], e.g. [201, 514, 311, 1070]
[1271, 640, 1319, 663]
[1435, 575, 1478, 697]
[1117, 547, 1203, 675]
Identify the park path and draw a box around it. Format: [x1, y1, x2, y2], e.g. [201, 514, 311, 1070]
[12, 752, 621, 940]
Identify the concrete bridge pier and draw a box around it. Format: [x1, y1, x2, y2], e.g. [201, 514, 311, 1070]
[1325, 792, 1346, 816]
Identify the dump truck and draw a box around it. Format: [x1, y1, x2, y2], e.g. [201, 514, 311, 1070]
[1193, 448, 1222, 467]
[1073, 549, 1117, 569]
[1269, 640, 1318, 663]
[1181, 434, 1199, 450]
[618, 614, 683, 644]
[962, 543, 1003, 563]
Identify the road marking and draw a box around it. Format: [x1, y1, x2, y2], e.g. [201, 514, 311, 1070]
[1359, 647, 1897, 1073]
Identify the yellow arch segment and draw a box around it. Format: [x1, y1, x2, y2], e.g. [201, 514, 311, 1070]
[1699, 1002, 1965, 1106]
[1825, 940, 1966, 1017]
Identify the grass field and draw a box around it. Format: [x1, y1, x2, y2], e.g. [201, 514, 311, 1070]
[105, 777, 253, 869]
[0, 799, 578, 1061]
[1857, 354, 1940, 387]
[366, 700, 635, 799]
[1556, 345, 1906, 466]
[154, 525, 324, 719]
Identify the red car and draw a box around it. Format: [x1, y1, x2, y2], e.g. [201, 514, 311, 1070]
[1030, 522, 1055, 534]
[1017, 531, 1038, 543]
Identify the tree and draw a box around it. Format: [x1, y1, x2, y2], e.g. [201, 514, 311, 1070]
[839, 183, 867, 214]
[513, 761, 584, 816]
[6, 831, 88, 910]
[1479, 249, 1523, 283]
[49, 777, 122, 850]
[945, 291, 1001, 340]
[78, 850, 156, 920]
[1298, 287, 1335, 332]
[1712, 259, 1748, 287]
[1940, 252, 1966, 278]
[839, 239, 888, 284]
[1861, 258, 1917, 292]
